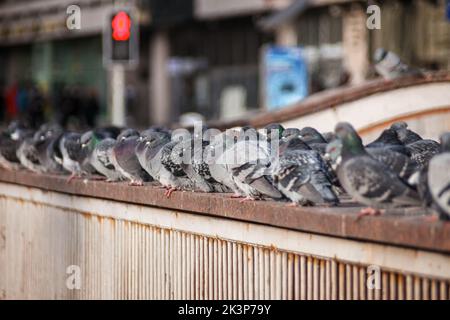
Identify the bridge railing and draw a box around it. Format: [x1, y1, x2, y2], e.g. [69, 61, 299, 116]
[0, 170, 449, 300]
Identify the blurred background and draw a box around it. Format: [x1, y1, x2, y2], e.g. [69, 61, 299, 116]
[0, 0, 449, 129]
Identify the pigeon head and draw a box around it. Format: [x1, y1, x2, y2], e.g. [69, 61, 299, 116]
[264, 123, 284, 141]
[280, 135, 311, 152]
[299, 127, 327, 144]
[282, 128, 301, 140]
[335, 122, 365, 156]
[136, 131, 170, 156]
[117, 129, 139, 141]
[239, 126, 259, 142]
[440, 132, 450, 152]
[373, 48, 387, 63]
[390, 121, 408, 131]
[370, 128, 403, 146]
[390, 121, 422, 144]
[80, 130, 102, 152]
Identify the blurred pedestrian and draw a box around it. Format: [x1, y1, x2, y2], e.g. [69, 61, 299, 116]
[5, 83, 18, 122]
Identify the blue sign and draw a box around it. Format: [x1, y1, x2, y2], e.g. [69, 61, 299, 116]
[264, 46, 308, 111]
[447, 0, 450, 21]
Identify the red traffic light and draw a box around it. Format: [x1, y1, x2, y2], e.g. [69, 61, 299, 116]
[111, 11, 131, 41]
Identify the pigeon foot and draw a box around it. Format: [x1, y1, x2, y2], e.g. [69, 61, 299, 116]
[356, 207, 383, 221]
[286, 202, 298, 207]
[239, 196, 256, 203]
[164, 187, 177, 198]
[231, 193, 243, 198]
[129, 180, 144, 186]
[66, 173, 79, 183]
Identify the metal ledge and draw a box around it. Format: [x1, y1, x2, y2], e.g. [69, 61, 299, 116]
[1, 168, 449, 254]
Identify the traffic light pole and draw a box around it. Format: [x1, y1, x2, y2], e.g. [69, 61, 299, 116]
[110, 63, 126, 126]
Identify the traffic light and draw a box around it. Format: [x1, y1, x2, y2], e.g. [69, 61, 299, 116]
[104, 10, 139, 66]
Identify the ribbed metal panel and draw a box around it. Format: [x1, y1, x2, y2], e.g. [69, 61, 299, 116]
[1, 190, 450, 300]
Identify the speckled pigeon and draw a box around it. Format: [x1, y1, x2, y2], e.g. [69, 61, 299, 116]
[136, 130, 192, 197]
[224, 128, 282, 201]
[271, 135, 339, 206]
[416, 133, 450, 220]
[390, 121, 440, 167]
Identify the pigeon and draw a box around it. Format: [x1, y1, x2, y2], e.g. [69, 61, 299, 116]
[89, 138, 123, 182]
[0, 125, 33, 170]
[172, 135, 229, 193]
[59, 132, 89, 181]
[224, 128, 282, 201]
[416, 133, 450, 220]
[33, 124, 66, 174]
[136, 130, 192, 197]
[373, 48, 424, 80]
[205, 130, 244, 197]
[334, 122, 421, 216]
[17, 136, 43, 173]
[390, 122, 440, 167]
[298, 127, 328, 155]
[284, 128, 342, 193]
[365, 127, 410, 156]
[271, 135, 339, 206]
[328, 138, 418, 182]
[135, 130, 171, 181]
[160, 138, 195, 195]
[111, 129, 152, 186]
[321, 132, 336, 143]
[80, 127, 124, 180]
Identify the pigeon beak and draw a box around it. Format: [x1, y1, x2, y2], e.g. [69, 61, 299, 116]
[323, 153, 331, 161]
[11, 132, 19, 140]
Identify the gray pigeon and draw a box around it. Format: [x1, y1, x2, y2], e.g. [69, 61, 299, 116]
[17, 136, 43, 173]
[60, 132, 89, 181]
[136, 131, 192, 197]
[160, 139, 195, 194]
[328, 138, 418, 182]
[334, 122, 421, 215]
[271, 135, 339, 206]
[80, 128, 123, 181]
[205, 130, 244, 197]
[111, 129, 152, 186]
[33, 124, 66, 174]
[224, 128, 282, 201]
[416, 133, 450, 220]
[390, 122, 440, 168]
[298, 127, 328, 155]
[0, 125, 33, 170]
[373, 48, 424, 80]
[90, 138, 124, 182]
[365, 127, 410, 156]
[283, 127, 343, 194]
[172, 136, 229, 193]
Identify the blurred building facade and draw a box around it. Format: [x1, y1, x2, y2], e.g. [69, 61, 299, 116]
[0, 0, 449, 127]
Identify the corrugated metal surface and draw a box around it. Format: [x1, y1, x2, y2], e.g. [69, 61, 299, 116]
[0, 184, 449, 300]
